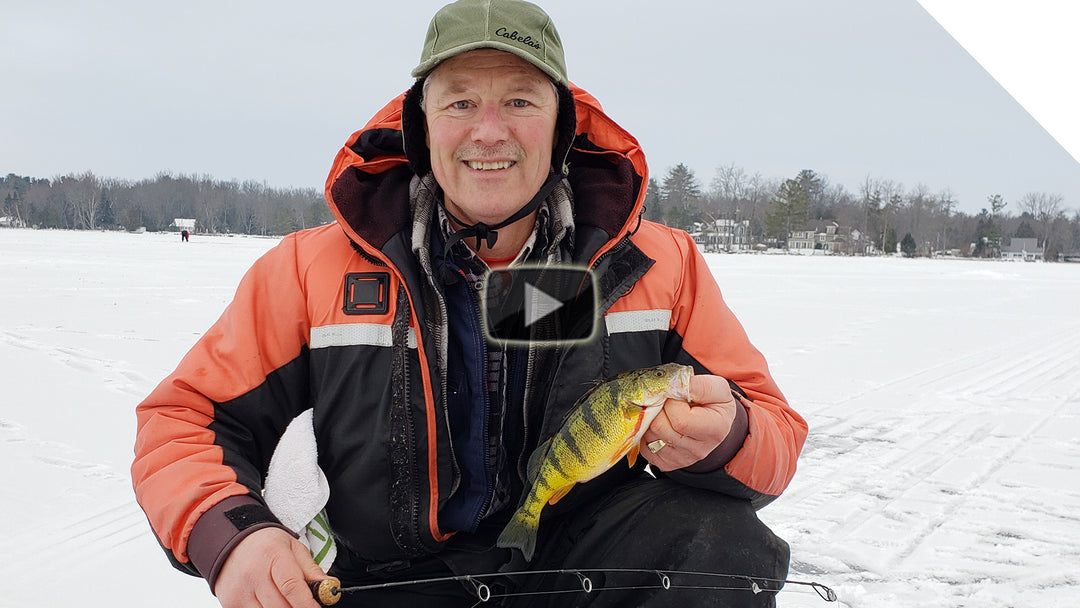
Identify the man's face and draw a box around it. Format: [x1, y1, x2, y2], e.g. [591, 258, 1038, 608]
[424, 49, 558, 227]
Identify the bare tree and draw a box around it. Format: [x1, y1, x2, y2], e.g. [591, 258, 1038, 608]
[905, 183, 933, 247]
[1018, 192, 1065, 258]
[67, 172, 103, 230]
[859, 175, 883, 238]
[710, 163, 746, 220]
[937, 188, 956, 251]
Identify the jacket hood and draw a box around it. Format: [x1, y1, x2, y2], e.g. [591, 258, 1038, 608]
[323, 84, 648, 260]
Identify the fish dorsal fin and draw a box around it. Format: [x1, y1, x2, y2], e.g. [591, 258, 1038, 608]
[526, 437, 553, 483]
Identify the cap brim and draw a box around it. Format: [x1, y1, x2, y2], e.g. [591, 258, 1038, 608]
[410, 41, 567, 86]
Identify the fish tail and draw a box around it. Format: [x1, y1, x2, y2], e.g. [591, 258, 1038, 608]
[496, 508, 540, 562]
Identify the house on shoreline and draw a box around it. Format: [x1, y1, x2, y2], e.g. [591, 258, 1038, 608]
[690, 218, 753, 252]
[789, 222, 868, 255]
[1000, 237, 1043, 262]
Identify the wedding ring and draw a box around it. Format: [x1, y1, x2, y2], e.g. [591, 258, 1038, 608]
[647, 439, 667, 453]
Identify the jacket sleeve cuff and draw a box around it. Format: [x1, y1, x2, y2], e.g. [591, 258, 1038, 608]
[662, 397, 779, 509]
[680, 396, 749, 474]
[188, 494, 295, 593]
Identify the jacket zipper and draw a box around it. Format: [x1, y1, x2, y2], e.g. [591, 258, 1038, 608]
[465, 276, 495, 531]
[394, 284, 426, 552]
[518, 339, 539, 480]
[430, 270, 459, 502]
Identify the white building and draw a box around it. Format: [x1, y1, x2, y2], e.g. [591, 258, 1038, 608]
[172, 218, 196, 231]
[788, 223, 866, 255]
[1000, 237, 1043, 262]
[788, 230, 816, 251]
[692, 219, 752, 252]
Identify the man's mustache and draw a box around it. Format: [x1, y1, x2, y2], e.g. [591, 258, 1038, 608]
[453, 142, 525, 163]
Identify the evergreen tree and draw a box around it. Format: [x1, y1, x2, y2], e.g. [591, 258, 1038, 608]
[766, 177, 810, 243]
[979, 194, 1006, 255]
[900, 232, 917, 257]
[884, 227, 898, 254]
[659, 164, 702, 229]
[1014, 220, 1037, 239]
[972, 209, 992, 257]
[795, 169, 827, 219]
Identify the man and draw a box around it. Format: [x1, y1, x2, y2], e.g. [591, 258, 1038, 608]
[132, 1, 807, 606]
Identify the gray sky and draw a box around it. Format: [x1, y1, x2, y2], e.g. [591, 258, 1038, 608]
[3, 0, 1078, 215]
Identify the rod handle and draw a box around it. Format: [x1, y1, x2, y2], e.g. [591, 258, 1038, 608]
[309, 577, 341, 606]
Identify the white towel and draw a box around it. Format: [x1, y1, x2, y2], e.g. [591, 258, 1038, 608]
[263, 408, 337, 570]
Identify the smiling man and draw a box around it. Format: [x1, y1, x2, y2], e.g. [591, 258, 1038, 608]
[423, 49, 559, 259]
[132, 1, 807, 607]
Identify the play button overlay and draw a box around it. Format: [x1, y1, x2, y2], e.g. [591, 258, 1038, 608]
[483, 265, 598, 345]
[524, 282, 564, 327]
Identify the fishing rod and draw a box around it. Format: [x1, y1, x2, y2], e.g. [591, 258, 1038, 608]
[308, 568, 838, 605]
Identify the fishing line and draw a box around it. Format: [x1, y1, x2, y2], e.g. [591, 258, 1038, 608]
[321, 567, 837, 605]
[463, 581, 821, 608]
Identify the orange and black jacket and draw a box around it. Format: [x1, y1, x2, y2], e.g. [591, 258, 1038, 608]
[132, 84, 808, 586]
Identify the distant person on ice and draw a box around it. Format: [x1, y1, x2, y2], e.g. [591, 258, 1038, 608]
[181, 229, 189, 242]
[132, 1, 807, 606]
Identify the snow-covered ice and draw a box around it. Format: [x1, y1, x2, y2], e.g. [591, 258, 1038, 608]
[1, 229, 1078, 607]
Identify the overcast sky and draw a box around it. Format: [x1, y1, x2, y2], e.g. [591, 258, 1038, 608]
[2, 0, 1078, 215]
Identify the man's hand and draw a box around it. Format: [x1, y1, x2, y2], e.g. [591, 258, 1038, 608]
[215, 527, 327, 608]
[641, 374, 738, 471]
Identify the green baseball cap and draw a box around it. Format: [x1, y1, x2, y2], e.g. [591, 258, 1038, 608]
[411, 0, 568, 86]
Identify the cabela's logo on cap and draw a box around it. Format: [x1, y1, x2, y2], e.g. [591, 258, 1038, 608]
[495, 27, 542, 50]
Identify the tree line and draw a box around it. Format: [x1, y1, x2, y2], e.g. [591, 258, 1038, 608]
[3, 167, 1078, 260]
[1, 172, 331, 236]
[646, 164, 1079, 260]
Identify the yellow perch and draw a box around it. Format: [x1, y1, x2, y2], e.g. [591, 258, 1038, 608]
[497, 363, 694, 561]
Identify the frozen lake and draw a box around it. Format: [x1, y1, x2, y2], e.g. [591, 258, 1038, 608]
[1, 228, 1078, 607]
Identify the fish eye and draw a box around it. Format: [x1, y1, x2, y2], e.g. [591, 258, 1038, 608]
[654, 370, 664, 377]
